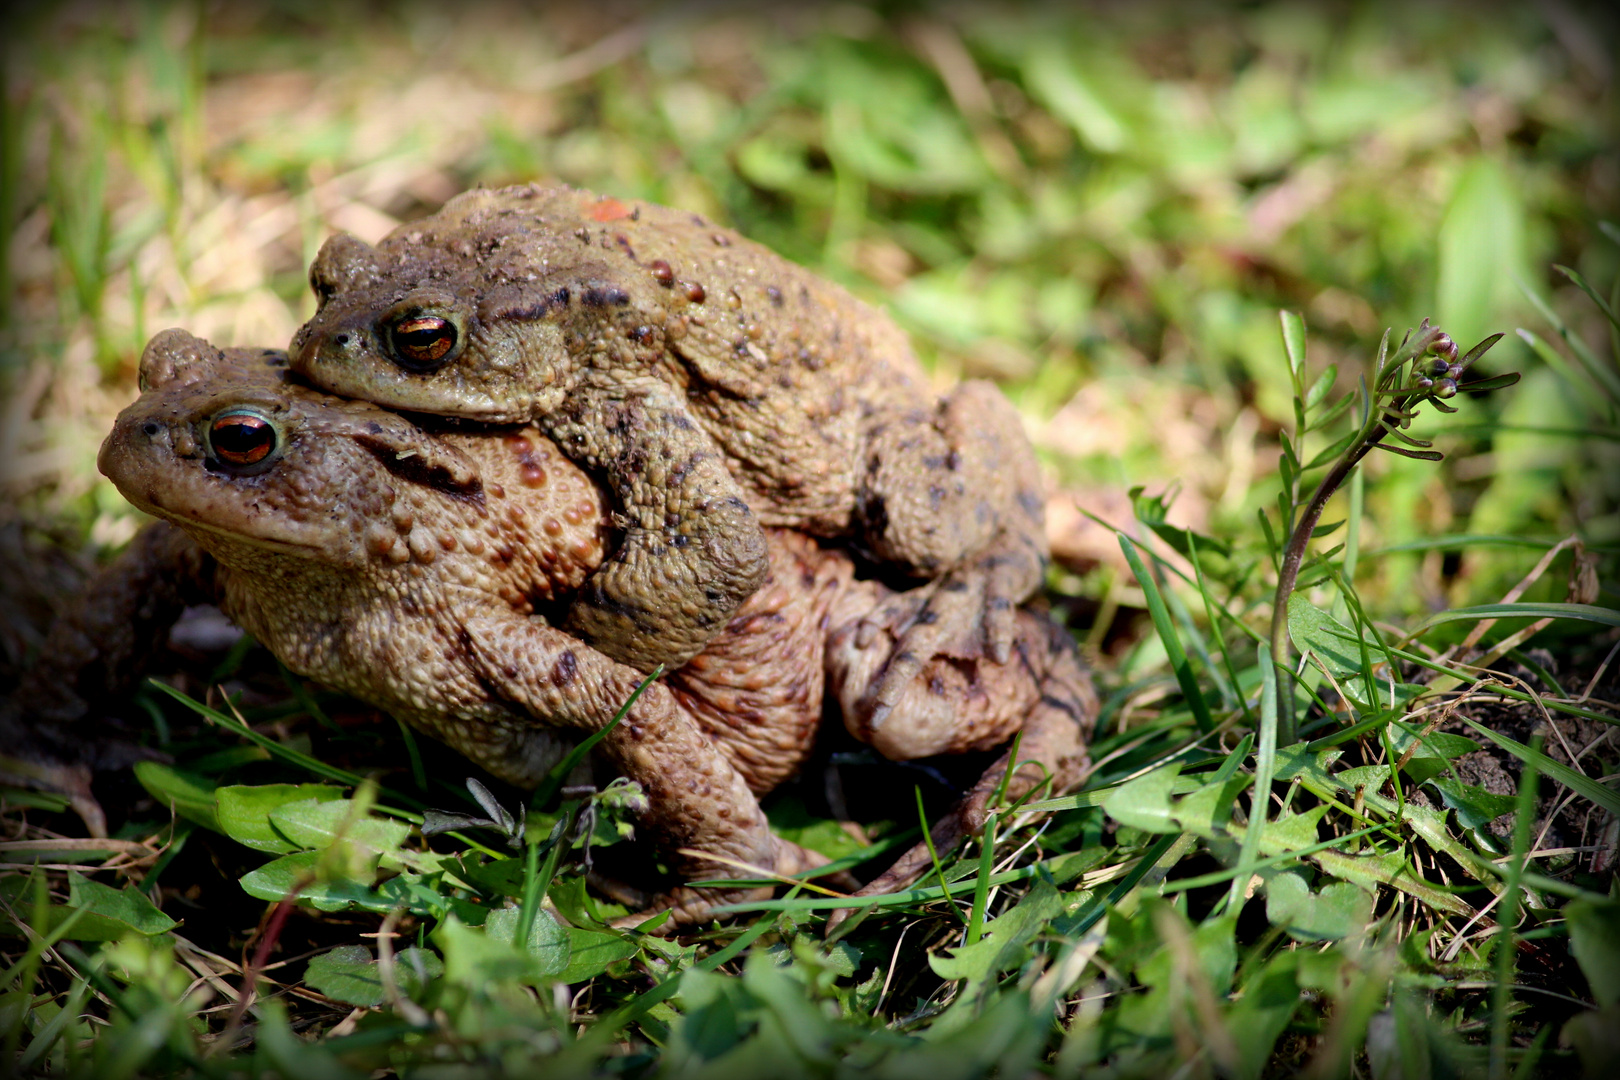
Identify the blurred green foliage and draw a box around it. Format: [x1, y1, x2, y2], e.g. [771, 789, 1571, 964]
[5, 0, 1615, 611]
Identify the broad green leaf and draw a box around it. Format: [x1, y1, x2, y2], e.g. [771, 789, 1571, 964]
[1335, 765, 1393, 794]
[1166, 776, 1243, 837]
[1264, 870, 1372, 941]
[269, 798, 411, 856]
[665, 966, 754, 1065]
[559, 928, 640, 984]
[548, 873, 630, 928]
[1426, 777, 1516, 831]
[133, 762, 221, 832]
[1022, 41, 1126, 153]
[1101, 764, 1181, 833]
[1272, 744, 1344, 784]
[1390, 725, 1479, 762]
[1566, 900, 1620, 1008]
[436, 909, 567, 987]
[1227, 952, 1302, 1080]
[1136, 912, 1237, 996]
[1396, 758, 1449, 787]
[216, 785, 345, 853]
[485, 906, 570, 975]
[1314, 849, 1472, 916]
[927, 989, 1048, 1068]
[239, 850, 381, 912]
[1305, 364, 1338, 409]
[1303, 428, 1359, 468]
[31, 873, 179, 941]
[820, 50, 987, 195]
[735, 134, 828, 198]
[767, 795, 870, 860]
[1279, 310, 1308, 379]
[461, 855, 526, 898]
[304, 945, 443, 1008]
[1560, 1003, 1620, 1078]
[930, 878, 1065, 989]
[1044, 847, 1113, 886]
[740, 950, 843, 1058]
[1287, 595, 1366, 679]
[1259, 804, 1328, 855]
[65, 874, 176, 935]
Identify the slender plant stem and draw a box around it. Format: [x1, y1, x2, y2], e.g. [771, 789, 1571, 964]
[1268, 414, 1391, 743]
[1267, 326, 1443, 743]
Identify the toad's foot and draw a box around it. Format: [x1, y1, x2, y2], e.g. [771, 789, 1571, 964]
[557, 382, 771, 674]
[826, 620, 1096, 931]
[840, 524, 1049, 742]
[564, 512, 769, 673]
[852, 378, 1048, 717]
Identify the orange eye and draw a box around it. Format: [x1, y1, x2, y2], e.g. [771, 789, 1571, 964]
[390, 314, 458, 370]
[208, 410, 279, 468]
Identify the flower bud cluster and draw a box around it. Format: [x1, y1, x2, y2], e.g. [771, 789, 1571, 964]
[1412, 330, 1463, 397]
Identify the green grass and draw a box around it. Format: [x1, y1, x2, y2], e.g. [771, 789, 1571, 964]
[3, 3, 1618, 1077]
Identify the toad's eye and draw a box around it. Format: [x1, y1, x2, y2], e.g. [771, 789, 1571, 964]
[389, 314, 458, 371]
[207, 409, 280, 470]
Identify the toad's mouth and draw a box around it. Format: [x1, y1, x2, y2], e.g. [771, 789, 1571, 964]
[135, 492, 325, 559]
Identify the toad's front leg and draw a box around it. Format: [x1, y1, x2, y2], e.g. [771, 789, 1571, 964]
[461, 614, 826, 926]
[549, 378, 769, 673]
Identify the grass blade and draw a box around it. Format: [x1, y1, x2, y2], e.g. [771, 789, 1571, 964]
[531, 665, 663, 809]
[964, 812, 998, 946]
[1491, 734, 1541, 1080]
[1119, 534, 1216, 734]
[1458, 718, 1620, 817]
[1409, 602, 1620, 635]
[1226, 642, 1278, 913]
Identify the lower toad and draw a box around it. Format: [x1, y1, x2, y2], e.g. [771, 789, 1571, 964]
[29, 330, 1093, 923]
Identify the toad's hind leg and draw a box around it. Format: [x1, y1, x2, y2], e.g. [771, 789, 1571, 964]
[461, 613, 800, 922]
[854, 380, 1047, 690]
[832, 616, 1096, 916]
[552, 379, 769, 673]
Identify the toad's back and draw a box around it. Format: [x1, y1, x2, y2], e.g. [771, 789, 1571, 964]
[295, 184, 929, 531]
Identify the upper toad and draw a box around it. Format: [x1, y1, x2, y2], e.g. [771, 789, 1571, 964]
[290, 184, 1048, 704]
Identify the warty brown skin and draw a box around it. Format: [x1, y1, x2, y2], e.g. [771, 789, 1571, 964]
[83, 330, 1092, 923]
[290, 184, 1049, 704]
[100, 331, 819, 923]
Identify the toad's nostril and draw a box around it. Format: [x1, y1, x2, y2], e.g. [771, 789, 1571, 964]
[335, 333, 351, 347]
[142, 422, 162, 437]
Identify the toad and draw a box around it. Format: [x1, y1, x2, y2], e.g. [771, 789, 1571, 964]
[46, 330, 1090, 922]
[290, 185, 1048, 720]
